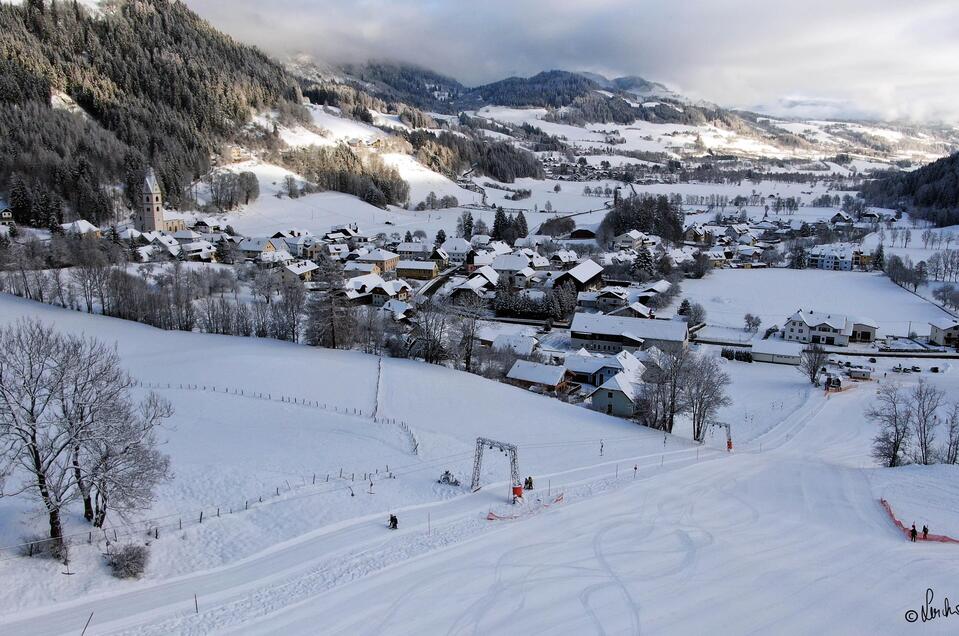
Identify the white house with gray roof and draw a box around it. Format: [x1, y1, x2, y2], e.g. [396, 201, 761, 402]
[783, 309, 877, 346]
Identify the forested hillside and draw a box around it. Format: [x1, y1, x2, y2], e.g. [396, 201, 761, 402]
[0, 0, 302, 226]
[863, 152, 959, 226]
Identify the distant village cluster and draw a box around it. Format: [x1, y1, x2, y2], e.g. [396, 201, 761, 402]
[2, 166, 957, 424]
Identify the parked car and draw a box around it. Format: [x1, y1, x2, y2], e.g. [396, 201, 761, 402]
[868, 357, 877, 363]
[911, 365, 921, 372]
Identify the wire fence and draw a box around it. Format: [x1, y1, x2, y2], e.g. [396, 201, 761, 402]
[0, 380, 425, 562]
[132, 380, 420, 456]
[0, 447, 476, 564]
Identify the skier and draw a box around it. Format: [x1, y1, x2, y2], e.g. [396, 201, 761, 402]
[910, 523, 917, 542]
[527, 476, 534, 490]
[922, 524, 929, 540]
[388, 514, 398, 530]
[633, 465, 638, 478]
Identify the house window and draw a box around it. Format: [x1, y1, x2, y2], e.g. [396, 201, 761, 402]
[607, 392, 613, 398]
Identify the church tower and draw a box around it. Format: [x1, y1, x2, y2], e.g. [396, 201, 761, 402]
[141, 167, 163, 232]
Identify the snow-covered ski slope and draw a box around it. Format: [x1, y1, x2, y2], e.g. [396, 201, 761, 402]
[1, 295, 958, 634]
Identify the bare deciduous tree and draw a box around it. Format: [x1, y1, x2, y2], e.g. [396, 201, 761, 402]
[867, 383, 913, 468]
[450, 295, 486, 373]
[685, 354, 732, 442]
[0, 321, 174, 550]
[910, 380, 943, 465]
[798, 344, 828, 386]
[0, 321, 74, 546]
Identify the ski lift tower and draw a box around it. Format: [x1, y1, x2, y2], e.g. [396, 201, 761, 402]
[709, 422, 733, 452]
[470, 437, 521, 501]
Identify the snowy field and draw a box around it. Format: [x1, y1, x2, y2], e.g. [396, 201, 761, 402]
[1, 293, 959, 633]
[667, 269, 952, 337]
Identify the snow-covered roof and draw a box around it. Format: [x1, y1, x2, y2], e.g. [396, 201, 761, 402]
[358, 248, 399, 262]
[571, 313, 688, 343]
[641, 279, 672, 295]
[397, 260, 438, 271]
[381, 280, 412, 295]
[397, 241, 432, 253]
[592, 371, 641, 403]
[117, 228, 142, 240]
[259, 249, 294, 264]
[60, 219, 99, 235]
[930, 317, 959, 330]
[441, 237, 472, 254]
[787, 309, 877, 332]
[345, 273, 385, 291]
[550, 249, 578, 263]
[379, 299, 412, 320]
[560, 259, 603, 284]
[507, 360, 567, 387]
[471, 266, 499, 287]
[751, 338, 804, 357]
[492, 334, 538, 357]
[492, 254, 530, 272]
[610, 301, 653, 318]
[344, 262, 380, 273]
[286, 259, 319, 276]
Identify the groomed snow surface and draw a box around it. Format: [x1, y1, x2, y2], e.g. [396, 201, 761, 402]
[0, 295, 958, 634]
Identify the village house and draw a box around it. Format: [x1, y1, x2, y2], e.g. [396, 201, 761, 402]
[60, 219, 101, 238]
[806, 243, 871, 271]
[783, 309, 878, 346]
[830, 211, 853, 225]
[356, 248, 400, 273]
[608, 301, 654, 319]
[397, 241, 433, 260]
[258, 249, 295, 267]
[340, 273, 386, 304]
[371, 280, 412, 307]
[179, 240, 216, 261]
[238, 237, 287, 260]
[377, 298, 413, 323]
[612, 230, 647, 251]
[549, 249, 578, 269]
[440, 237, 472, 264]
[283, 259, 319, 282]
[929, 317, 959, 347]
[430, 247, 450, 268]
[492, 253, 532, 285]
[683, 223, 711, 245]
[553, 259, 604, 292]
[396, 260, 439, 280]
[589, 371, 643, 417]
[0, 207, 15, 227]
[570, 313, 688, 352]
[506, 360, 572, 393]
[492, 334, 539, 357]
[565, 349, 645, 387]
[344, 261, 382, 275]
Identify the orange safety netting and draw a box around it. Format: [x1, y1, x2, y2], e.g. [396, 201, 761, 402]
[879, 498, 959, 544]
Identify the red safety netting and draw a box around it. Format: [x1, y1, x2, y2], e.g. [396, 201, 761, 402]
[487, 494, 564, 521]
[879, 498, 959, 544]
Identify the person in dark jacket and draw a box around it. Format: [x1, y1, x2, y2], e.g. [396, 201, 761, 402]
[910, 524, 917, 542]
[922, 525, 929, 540]
[388, 514, 398, 530]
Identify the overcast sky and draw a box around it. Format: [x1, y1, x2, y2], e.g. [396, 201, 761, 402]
[186, 0, 959, 122]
